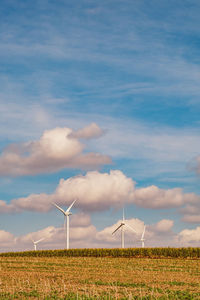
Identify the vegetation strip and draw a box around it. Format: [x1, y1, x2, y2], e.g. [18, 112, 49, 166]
[0, 247, 200, 258]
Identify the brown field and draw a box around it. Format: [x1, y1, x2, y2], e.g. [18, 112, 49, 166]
[0, 256, 200, 299]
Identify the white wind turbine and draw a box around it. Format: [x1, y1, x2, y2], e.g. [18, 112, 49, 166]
[112, 209, 137, 248]
[52, 200, 76, 249]
[140, 225, 146, 248]
[31, 237, 45, 251]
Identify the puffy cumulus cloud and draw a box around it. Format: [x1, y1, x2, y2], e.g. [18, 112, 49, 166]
[144, 219, 176, 247]
[133, 186, 184, 209]
[0, 200, 17, 213]
[0, 230, 15, 250]
[0, 170, 135, 213]
[0, 124, 111, 176]
[151, 219, 174, 233]
[146, 219, 177, 247]
[54, 173, 193, 213]
[96, 218, 177, 248]
[90, 217, 177, 248]
[4, 213, 97, 251]
[178, 227, 200, 246]
[96, 218, 143, 247]
[11, 193, 53, 213]
[69, 122, 104, 140]
[17, 224, 96, 251]
[14, 226, 64, 251]
[1, 217, 200, 252]
[182, 215, 200, 223]
[0, 217, 150, 251]
[41, 222, 97, 249]
[0, 170, 199, 216]
[54, 170, 135, 211]
[17, 226, 56, 248]
[180, 193, 200, 223]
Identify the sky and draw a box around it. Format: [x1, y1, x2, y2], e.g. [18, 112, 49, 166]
[0, 0, 200, 251]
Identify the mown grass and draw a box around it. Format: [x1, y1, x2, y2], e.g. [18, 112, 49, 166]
[0, 254, 200, 299]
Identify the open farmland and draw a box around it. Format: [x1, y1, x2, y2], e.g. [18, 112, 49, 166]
[0, 254, 200, 299]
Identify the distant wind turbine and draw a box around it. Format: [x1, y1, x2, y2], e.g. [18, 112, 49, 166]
[52, 200, 76, 249]
[140, 225, 146, 248]
[31, 237, 45, 251]
[112, 209, 137, 248]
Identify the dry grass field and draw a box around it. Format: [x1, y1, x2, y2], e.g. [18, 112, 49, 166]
[0, 256, 200, 299]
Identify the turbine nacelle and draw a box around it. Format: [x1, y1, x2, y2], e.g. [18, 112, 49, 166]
[52, 199, 76, 216]
[31, 237, 45, 251]
[112, 209, 137, 248]
[65, 211, 72, 216]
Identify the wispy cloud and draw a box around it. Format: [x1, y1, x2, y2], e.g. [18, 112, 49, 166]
[1, 0, 200, 110]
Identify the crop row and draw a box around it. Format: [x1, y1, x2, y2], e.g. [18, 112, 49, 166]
[0, 247, 200, 258]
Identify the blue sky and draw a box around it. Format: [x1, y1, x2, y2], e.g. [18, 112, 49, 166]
[0, 0, 200, 250]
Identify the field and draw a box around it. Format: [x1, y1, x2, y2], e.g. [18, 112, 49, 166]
[0, 254, 200, 299]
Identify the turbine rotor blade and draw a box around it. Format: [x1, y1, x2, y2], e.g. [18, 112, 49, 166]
[66, 199, 76, 213]
[35, 237, 45, 244]
[141, 225, 146, 239]
[125, 223, 137, 233]
[112, 223, 123, 235]
[52, 202, 66, 215]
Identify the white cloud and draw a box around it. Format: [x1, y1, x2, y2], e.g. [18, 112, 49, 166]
[11, 193, 53, 213]
[182, 215, 200, 223]
[150, 219, 174, 233]
[133, 186, 184, 209]
[96, 218, 176, 248]
[0, 200, 16, 213]
[0, 124, 111, 176]
[69, 122, 104, 139]
[0, 230, 15, 250]
[3, 170, 134, 213]
[10, 213, 98, 251]
[1, 216, 200, 252]
[96, 218, 143, 247]
[54, 170, 135, 211]
[180, 193, 200, 223]
[18, 226, 55, 246]
[0, 170, 199, 220]
[178, 227, 200, 246]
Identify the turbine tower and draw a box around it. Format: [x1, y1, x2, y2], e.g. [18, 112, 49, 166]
[53, 200, 76, 249]
[112, 209, 137, 248]
[31, 238, 45, 251]
[140, 225, 146, 248]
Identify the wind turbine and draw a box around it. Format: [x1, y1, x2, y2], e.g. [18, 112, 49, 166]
[31, 237, 45, 251]
[140, 225, 146, 248]
[52, 200, 76, 249]
[112, 209, 137, 248]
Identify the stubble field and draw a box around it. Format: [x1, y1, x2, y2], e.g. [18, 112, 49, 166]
[0, 256, 200, 299]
